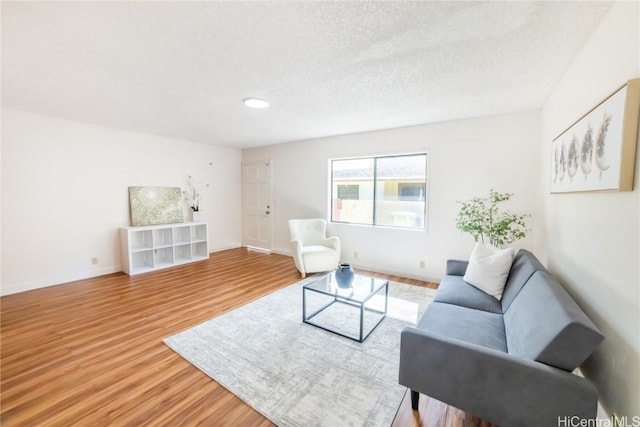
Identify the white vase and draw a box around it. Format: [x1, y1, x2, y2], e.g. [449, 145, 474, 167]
[192, 211, 202, 222]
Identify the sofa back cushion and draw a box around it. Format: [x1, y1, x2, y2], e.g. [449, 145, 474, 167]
[463, 243, 515, 300]
[435, 275, 503, 314]
[501, 249, 548, 312]
[504, 271, 604, 371]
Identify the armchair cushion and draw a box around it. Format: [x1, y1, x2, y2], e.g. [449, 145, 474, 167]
[299, 245, 338, 273]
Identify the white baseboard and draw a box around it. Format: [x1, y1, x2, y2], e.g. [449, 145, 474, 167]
[0, 265, 121, 297]
[271, 248, 291, 257]
[348, 261, 441, 284]
[210, 244, 244, 253]
[596, 401, 609, 422]
[0, 246, 250, 297]
[271, 248, 441, 284]
[245, 246, 271, 253]
[573, 367, 609, 420]
[1, 246, 244, 297]
[0, 246, 436, 296]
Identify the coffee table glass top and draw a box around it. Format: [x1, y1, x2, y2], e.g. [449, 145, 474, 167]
[303, 271, 388, 303]
[302, 271, 389, 342]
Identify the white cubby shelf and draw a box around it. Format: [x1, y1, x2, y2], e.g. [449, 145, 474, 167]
[120, 222, 209, 275]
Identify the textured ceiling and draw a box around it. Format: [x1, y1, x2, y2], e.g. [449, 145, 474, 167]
[2, 1, 613, 149]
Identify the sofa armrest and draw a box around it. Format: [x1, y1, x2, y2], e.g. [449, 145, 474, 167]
[321, 236, 341, 254]
[446, 259, 468, 276]
[290, 239, 303, 257]
[290, 239, 304, 273]
[399, 327, 597, 427]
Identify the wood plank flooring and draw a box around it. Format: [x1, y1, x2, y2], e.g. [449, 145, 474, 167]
[1, 248, 494, 426]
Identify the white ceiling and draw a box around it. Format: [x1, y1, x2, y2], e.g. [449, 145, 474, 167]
[2, 1, 613, 149]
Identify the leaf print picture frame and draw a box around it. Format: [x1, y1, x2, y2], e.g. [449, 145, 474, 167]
[551, 78, 639, 193]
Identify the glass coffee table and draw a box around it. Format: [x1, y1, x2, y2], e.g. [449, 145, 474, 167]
[302, 271, 389, 342]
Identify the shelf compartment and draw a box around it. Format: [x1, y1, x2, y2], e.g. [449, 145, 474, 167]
[191, 224, 207, 242]
[173, 226, 191, 244]
[131, 230, 153, 251]
[192, 241, 208, 259]
[132, 250, 154, 270]
[153, 228, 173, 247]
[154, 247, 174, 266]
[174, 244, 192, 262]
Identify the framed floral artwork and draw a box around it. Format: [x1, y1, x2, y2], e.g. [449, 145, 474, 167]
[551, 78, 639, 193]
[129, 186, 183, 226]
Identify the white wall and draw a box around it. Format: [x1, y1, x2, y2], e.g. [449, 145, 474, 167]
[1, 108, 242, 295]
[540, 1, 639, 416]
[243, 110, 541, 281]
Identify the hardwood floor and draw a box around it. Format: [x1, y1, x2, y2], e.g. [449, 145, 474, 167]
[1, 248, 493, 426]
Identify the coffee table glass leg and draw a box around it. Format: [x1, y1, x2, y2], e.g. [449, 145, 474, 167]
[384, 282, 389, 314]
[302, 288, 306, 321]
[359, 304, 364, 342]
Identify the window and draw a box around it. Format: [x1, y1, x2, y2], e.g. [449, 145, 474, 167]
[398, 183, 426, 201]
[337, 184, 360, 200]
[330, 153, 427, 229]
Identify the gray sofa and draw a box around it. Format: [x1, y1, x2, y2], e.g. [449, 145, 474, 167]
[399, 249, 604, 426]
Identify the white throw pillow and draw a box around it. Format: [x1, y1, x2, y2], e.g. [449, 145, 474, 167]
[463, 242, 515, 300]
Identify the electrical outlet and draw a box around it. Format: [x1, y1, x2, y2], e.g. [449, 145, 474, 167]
[419, 260, 425, 269]
[353, 251, 359, 259]
[91, 257, 98, 265]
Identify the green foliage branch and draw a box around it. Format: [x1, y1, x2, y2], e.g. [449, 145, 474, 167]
[455, 189, 529, 248]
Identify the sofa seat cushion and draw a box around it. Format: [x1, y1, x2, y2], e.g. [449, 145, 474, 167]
[434, 275, 503, 314]
[301, 245, 334, 255]
[301, 245, 337, 260]
[504, 271, 604, 371]
[301, 245, 338, 271]
[418, 302, 507, 352]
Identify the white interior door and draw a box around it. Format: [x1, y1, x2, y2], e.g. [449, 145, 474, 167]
[243, 161, 272, 251]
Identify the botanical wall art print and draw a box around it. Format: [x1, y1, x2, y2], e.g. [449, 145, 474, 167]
[129, 186, 183, 226]
[551, 78, 639, 193]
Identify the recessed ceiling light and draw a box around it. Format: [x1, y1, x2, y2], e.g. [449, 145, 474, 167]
[243, 97, 269, 109]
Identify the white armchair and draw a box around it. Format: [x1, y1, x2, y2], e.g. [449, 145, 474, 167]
[288, 219, 341, 278]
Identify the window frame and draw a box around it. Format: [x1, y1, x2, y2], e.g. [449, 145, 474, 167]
[329, 152, 429, 230]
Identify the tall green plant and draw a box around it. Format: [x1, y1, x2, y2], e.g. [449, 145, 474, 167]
[455, 189, 529, 248]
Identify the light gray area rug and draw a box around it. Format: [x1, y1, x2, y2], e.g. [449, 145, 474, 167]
[164, 276, 436, 427]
